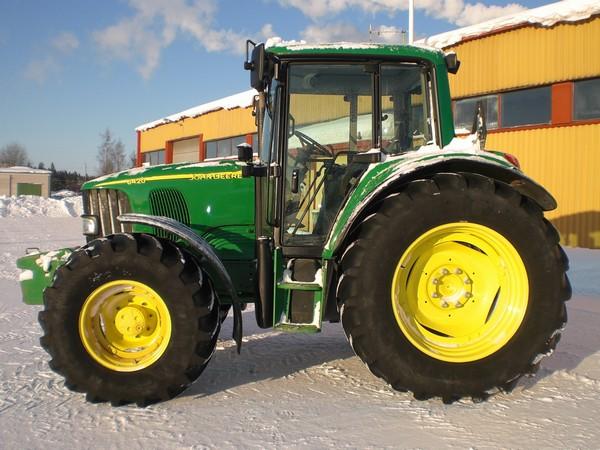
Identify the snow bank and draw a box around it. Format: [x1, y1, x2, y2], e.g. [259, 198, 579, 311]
[0, 192, 82, 218]
[421, 0, 600, 48]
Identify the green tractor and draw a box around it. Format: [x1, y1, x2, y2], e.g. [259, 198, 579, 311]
[17, 41, 570, 405]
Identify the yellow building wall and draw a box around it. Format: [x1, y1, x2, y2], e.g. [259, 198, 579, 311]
[486, 123, 600, 248]
[447, 17, 600, 98]
[141, 107, 256, 152]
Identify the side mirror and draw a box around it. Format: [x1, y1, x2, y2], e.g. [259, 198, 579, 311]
[244, 40, 267, 92]
[237, 143, 267, 178]
[445, 51, 461, 74]
[237, 143, 253, 163]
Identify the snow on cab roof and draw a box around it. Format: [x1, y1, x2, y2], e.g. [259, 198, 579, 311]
[0, 166, 51, 174]
[136, 89, 257, 132]
[420, 0, 600, 49]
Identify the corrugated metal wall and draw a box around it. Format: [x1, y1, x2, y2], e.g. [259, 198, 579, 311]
[141, 107, 255, 152]
[447, 16, 600, 248]
[487, 123, 600, 248]
[447, 18, 600, 98]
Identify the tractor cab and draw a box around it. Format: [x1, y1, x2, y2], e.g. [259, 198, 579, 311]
[241, 41, 440, 331]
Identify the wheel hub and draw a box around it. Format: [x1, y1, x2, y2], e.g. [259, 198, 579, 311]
[427, 265, 473, 309]
[114, 306, 147, 337]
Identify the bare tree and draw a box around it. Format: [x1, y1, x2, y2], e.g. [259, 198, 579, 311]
[0, 142, 30, 167]
[128, 151, 137, 168]
[96, 129, 127, 175]
[113, 139, 126, 172]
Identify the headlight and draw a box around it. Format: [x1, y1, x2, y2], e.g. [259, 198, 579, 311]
[81, 215, 99, 236]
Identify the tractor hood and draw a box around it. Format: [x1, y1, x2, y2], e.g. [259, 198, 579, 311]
[82, 160, 245, 190]
[81, 160, 256, 265]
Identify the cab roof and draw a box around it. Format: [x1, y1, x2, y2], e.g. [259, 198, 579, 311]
[266, 42, 446, 64]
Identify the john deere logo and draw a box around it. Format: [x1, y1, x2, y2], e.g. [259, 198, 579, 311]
[95, 170, 242, 187]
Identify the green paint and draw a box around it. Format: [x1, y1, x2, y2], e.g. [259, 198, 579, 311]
[16, 248, 73, 305]
[17, 43, 523, 338]
[272, 247, 287, 325]
[323, 151, 514, 259]
[83, 161, 257, 297]
[16, 183, 42, 196]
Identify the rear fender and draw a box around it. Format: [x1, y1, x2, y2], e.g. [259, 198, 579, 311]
[323, 157, 557, 259]
[118, 213, 243, 352]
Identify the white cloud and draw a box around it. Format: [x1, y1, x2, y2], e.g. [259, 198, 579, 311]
[93, 0, 259, 79]
[277, 0, 527, 28]
[24, 56, 60, 84]
[51, 32, 79, 53]
[300, 22, 365, 43]
[24, 31, 80, 84]
[298, 22, 407, 45]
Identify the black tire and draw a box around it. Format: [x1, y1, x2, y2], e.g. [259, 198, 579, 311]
[337, 173, 570, 402]
[39, 233, 220, 406]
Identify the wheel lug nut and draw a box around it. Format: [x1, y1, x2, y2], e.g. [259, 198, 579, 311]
[464, 279, 472, 284]
[456, 302, 463, 308]
[432, 293, 440, 298]
[455, 268, 462, 274]
[441, 301, 449, 308]
[432, 278, 440, 285]
[465, 292, 472, 298]
[442, 268, 450, 275]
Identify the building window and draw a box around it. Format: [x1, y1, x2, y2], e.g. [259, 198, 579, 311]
[454, 95, 498, 131]
[143, 150, 165, 165]
[205, 135, 248, 159]
[500, 86, 551, 128]
[574, 78, 600, 121]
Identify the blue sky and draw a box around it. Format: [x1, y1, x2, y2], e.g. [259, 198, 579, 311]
[0, 0, 549, 174]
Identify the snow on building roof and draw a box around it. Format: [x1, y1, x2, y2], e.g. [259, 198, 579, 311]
[137, 0, 600, 134]
[136, 89, 257, 132]
[0, 166, 51, 174]
[420, 0, 600, 49]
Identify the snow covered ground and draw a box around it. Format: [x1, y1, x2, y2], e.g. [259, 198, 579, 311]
[1, 206, 599, 448]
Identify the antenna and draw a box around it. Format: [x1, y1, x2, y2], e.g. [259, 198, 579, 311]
[368, 25, 408, 44]
[409, 0, 414, 43]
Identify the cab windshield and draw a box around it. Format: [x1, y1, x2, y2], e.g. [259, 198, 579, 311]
[282, 63, 432, 247]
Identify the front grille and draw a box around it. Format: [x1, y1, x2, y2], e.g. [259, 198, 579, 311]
[149, 188, 190, 239]
[83, 189, 132, 239]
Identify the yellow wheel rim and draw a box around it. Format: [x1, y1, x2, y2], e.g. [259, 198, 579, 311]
[391, 223, 528, 363]
[78, 280, 172, 372]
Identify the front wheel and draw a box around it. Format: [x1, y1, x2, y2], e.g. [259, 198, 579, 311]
[39, 233, 220, 406]
[337, 173, 570, 402]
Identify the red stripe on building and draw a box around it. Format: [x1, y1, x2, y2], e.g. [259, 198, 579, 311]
[136, 130, 142, 167]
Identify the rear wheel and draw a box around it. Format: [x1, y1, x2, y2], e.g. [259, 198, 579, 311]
[337, 173, 570, 401]
[39, 233, 220, 406]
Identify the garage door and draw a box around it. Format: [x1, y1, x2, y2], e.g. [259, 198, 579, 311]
[16, 183, 42, 196]
[173, 138, 200, 163]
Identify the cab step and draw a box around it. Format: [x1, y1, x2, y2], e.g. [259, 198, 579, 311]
[274, 258, 323, 332]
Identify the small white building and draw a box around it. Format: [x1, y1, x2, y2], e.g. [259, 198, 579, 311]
[0, 166, 51, 197]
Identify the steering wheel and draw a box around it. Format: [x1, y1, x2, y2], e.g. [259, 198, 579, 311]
[294, 129, 334, 158]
